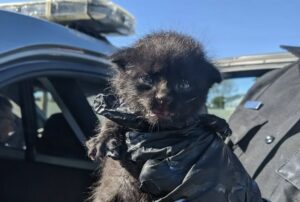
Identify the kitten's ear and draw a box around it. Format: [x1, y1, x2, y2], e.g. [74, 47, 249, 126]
[204, 61, 222, 87]
[110, 48, 134, 70]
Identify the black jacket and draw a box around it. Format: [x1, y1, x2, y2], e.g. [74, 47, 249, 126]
[228, 59, 300, 201]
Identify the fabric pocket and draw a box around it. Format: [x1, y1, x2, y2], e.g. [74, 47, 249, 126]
[277, 150, 300, 190]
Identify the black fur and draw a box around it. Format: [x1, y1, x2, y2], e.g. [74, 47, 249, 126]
[86, 31, 221, 202]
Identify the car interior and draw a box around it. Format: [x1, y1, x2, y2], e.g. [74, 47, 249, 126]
[0, 76, 104, 202]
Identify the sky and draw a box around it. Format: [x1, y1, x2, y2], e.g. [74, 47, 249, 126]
[2, 0, 300, 59]
[107, 0, 300, 59]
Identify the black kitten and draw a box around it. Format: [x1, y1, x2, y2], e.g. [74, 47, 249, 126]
[86, 31, 221, 202]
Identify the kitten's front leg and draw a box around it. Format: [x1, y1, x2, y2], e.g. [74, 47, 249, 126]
[86, 118, 124, 161]
[86, 119, 150, 202]
[92, 158, 150, 202]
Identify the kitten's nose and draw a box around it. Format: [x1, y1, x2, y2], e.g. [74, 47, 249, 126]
[155, 94, 172, 105]
[156, 81, 172, 105]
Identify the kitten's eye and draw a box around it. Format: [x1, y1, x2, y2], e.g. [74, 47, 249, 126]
[175, 80, 191, 91]
[138, 75, 153, 85]
[137, 75, 153, 91]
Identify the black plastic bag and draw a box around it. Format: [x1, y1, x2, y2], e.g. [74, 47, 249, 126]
[94, 94, 262, 202]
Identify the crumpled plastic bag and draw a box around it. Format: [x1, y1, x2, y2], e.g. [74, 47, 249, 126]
[94, 94, 262, 202]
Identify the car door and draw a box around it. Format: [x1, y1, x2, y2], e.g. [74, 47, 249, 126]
[0, 45, 113, 202]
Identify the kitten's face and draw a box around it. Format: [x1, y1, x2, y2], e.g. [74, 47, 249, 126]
[110, 32, 221, 128]
[124, 63, 208, 127]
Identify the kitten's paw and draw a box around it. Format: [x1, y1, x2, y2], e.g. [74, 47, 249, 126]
[86, 136, 122, 161]
[86, 136, 105, 161]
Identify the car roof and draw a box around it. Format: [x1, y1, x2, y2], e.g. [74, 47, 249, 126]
[0, 10, 117, 56]
[216, 51, 298, 73]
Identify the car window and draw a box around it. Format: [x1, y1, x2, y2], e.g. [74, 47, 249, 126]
[207, 77, 256, 120]
[34, 89, 61, 119]
[0, 76, 104, 171]
[76, 78, 108, 122]
[0, 83, 25, 151]
[33, 78, 89, 159]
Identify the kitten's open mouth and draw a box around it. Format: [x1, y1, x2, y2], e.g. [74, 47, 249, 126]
[149, 109, 175, 119]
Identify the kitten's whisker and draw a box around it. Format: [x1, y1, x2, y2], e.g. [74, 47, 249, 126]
[156, 122, 160, 132]
[185, 97, 198, 103]
[149, 123, 155, 132]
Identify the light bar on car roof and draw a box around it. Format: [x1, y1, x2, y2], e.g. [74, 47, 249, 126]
[0, 0, 135, 37]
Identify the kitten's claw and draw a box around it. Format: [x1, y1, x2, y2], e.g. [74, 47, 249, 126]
[89, 149, 97, 161]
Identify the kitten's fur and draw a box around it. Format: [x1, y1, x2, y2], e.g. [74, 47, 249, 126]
[86, 31, 221, 202]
